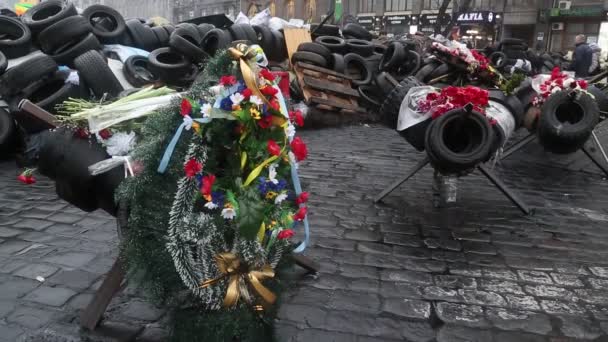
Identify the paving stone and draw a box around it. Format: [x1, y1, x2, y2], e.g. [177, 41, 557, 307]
[463, 241, 497, 255]
[479, 279, 525, 295]
[13, 264, 59, 280]
[422, 286, 461, 302]
[518, 270, 554, 285]
[0, 227, 21, 238]
[120, 300, 164, 321]
[7, 306, 56, 329]
[48, 269, 99, 290]
[400, 321, 435, 342]
[574, 289, 608, 305]
[550, 273, 584, 287]
[343, 229, 381, 242]
[348, 278, 380, 292]
[434, 275, 477, 289]
[66, 293, 94, 310]
[12, 219, 53, 231]
[436, 325, 493, 342]
[337, 263, 378, 279]
[486, 308, 552, 335]
[315, 238, 356, 251]
[45, 251, 97, 268]
[23, 286, 77, 307]
[423, 238, 462, 251]
[0, 300, 16, 318]
[357, 242, 393, 255]
[554, 263, 589, 276]
[588, 277, 608, 290]
[381, 298, 431, 320]
[380, 269, 433, 285]
[523, 284, 573, 299]
[589, 266, 608, 278]
[136, 327, 170, 342]
[504, 295, 541, 311]
[0, 324, 24, 342]
[0, 241, 30, 255]
[19, 209, 54, 219]
[328, 291, 380, 314]
[0, 259, 28, 273]
[449, 264, 482, 277]
[558, 315, 603, 340]
[46, 213, 84, 224]
[505, 257, 555, 271]
[296, 327, 358, 342]
[324, 311, 399, 339]
[481, 267, 518, 281]
[493, 331, 548, 342]
[383, 233, 423, 247]
[277, 304, 326, 329]
[0, 277, 40, 299]
[540, 300, 586, 315]
[380, 282, 422, 299]
[435, 302, 490, 328]
[458, 289, 507, 307]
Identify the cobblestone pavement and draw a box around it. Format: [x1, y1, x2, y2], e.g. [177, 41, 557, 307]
[1, 125, 608, 341]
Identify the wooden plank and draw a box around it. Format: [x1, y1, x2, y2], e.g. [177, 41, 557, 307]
[291, 254, 319, 274]
[303, 76, 359, 97]
[16, 100, 58, 129]
[80, 258, 126, 330]
[284, 28, 312, 66]
[296, 62, 352, 80]
[310, 96, 365, 112]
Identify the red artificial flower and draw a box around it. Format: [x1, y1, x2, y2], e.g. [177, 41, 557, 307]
[289, 110, 304, 127]
[259, 68, 276, 81]
[241, 88, 253, 99]
[184, 158, 203, 178]
[261, 86, 278, 97]
[295, 192, 309, 205]
[17, 173, 35, 185]
[267, 140, 281, 156]
[293, 206, 307, 221]
[551, 67, 561, 79]
[98, 129, 112, 140]
[277, 229, 295, 240]
[578, 80, 588, 89]
[234, 124, 246, 135]
[201, 174, 216, 198]
[74, 127, 89, 139]
[219, 75, 237, 86]
[180, 99, 192, 117]
[290, 137, 308, 161]
[269, 99, 280, 111]
[258, 115, 273, 129]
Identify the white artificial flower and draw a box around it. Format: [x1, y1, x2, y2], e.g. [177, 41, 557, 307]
[268, 163, 279, 184]
[221, 207, 236, 220]
[274, 192, 288, 204]
[202, 103, 212, 117]
[183, 115, 193, 130]
[205, 201, 218, 210]
[285, 123, 296, 139]
[230, 93, 245, 105]
[209, 85, 223, 97]
[563, 79, 574, 88]
[551, 87, 560, 94]
[105, 131, 137, 156]
[250, 95, 264, 106]
[288, 151, 299, 170]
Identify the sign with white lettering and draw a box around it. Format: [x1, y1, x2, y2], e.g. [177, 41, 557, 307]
[454, 11, 498, 24]
[357, 15, 382, 30]
[384, 14, 412, 26]
[419, 13, 451, 26]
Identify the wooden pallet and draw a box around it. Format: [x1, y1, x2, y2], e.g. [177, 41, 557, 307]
[294, 62, 365, 112]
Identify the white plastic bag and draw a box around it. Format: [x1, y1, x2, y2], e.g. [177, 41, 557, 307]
[287, 19, 305, 28]
[269, 17, 289, 31]
[235, 12, 249, 24]
[396, 86, 437, 131]
[250, 9, 271, 26]
[485, 100, 516, 144]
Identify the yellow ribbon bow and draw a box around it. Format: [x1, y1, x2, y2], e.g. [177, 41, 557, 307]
[199, 252, 276, 309]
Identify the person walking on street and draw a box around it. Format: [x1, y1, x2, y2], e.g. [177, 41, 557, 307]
[569, 34, 593, 77]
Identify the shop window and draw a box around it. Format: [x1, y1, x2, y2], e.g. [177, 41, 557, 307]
[189, 10, 194, 17]
[423, 0, 452, 10]
[359, 0, 375, 13]
[506, 0, 535, 10]
[286, 0, 295, 18]
[385, 0, 412, 12]
[202, 9, 207, 16]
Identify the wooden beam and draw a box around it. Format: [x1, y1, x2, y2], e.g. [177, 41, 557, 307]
[80, 258, 126, 330]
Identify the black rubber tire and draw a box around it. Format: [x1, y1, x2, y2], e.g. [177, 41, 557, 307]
[343, 53, 372, 86]
[0, 54, 57, 96]
[228, 24, 258, 44]
[587, 85, 608, 114]
[21, 0, 77, 33]
[0, 108, 16, 155]
[332, 53, 345, 73]
[197, 23, 215, 38]
[0, 51, 7, 75]
[270, 30, 287, 62]
[380, 42, 406, 71]
[126, 19, 158, 51]
[346, 39, 374, 57]
[373, 44, 387, 56]
[0, 16, 32, 59]
[537, 91, 599, 154]
[163, 25, 175, 36]
[38, 15, 92, 54]
[74, 50, 124, 99]
[358, 85, 382, 107]
[499, 38, 526, 46]
[425, 108, 494, 173]
[488, 89, 525, 128]
[374, 71, 399, 94]
[151, 26, 170, 46]
[490, 52, 507, 68]
[379, 76, 422, 129]
[148, 47, 192, 81]
[502, 49, 527, 60]
[253, 25, 274, 51]
[170, 29, 209, 62]
[50, 32, 101, 67]
[415, 61, 440, 83]
[429, 63, 450, 80]
[402, 50, 422, 76]
[82, 5, 126, 44]
[123, 55, 160, 87]
[291, 51, 328, 67]
[201, 28, 231, 56]
[175, 23, 202, 43]
[18, 72, 85, 113]
[342, 23, 372, 41]
[297, 42, 332, 62]
[310, 24, 340, 37]
[314, 36, 346, 54]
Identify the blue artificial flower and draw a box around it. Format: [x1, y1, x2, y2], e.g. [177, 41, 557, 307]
[195, 174, 203, 188]
[211, 191, 225, 208]
[220, 97, 233, 111]
[258, 177, 268, 195]
[269, 179, 287, 192]
[237, 82, 246, 93]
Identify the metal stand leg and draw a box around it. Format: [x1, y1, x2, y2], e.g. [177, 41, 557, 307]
[581, 145, 608, 178]
[499, 133, 537, 161]
[591, 130, 608, 165]
[374, 157, 430, 203]
[477, 164, 532, 215]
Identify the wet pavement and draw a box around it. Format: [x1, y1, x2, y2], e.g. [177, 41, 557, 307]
[1, 124, 608, 341]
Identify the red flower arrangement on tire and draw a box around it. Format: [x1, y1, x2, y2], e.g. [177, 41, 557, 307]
[418, 86, 490, 119]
